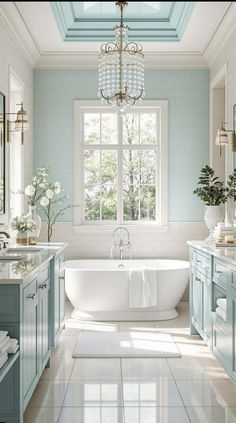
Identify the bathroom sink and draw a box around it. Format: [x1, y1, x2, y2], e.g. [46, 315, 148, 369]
[0, 253, 24, 260]
[0, 246, 43, 260]
[6, 247, 43, 253]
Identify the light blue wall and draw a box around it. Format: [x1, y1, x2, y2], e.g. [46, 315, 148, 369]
[34, 69, 209, 221]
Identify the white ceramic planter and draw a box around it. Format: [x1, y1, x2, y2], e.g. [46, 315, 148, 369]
[204, 205, 224, 238]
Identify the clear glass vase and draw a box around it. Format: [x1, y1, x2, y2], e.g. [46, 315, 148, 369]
[16, 230, 28, 245]
[26, 205, 42, 245]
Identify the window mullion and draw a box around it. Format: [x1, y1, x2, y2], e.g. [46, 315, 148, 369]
[100, 149, 102, 222]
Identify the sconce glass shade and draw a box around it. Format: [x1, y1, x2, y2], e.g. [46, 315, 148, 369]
[215, 125, 228, 145]
[14, 102, 29, 131]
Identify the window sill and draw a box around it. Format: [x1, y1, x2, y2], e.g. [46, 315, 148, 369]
[73, 223, 169, 233]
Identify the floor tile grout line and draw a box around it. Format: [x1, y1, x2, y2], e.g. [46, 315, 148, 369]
[69, 357, 76, 381]
[171, 377, 192, 422]
[120, 357, 126, 423]
[56, 406, 63, 423]
[183, 406, 192, 423]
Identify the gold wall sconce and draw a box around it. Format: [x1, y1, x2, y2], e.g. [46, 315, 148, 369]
[215, 122, 236, 156]
[6, 102, 29, 145]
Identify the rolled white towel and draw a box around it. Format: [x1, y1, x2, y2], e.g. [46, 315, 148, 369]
[216, 298, 227, 312]
[0, 336, 10, 354]
[7, 339, 19, 354]
[7, 344, 19, 354]
[0, 351, 8, 368]
[0, 331, 8, 342]
[216, 306, 227, 322]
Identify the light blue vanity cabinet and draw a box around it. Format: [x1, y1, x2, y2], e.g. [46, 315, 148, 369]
[22, 263, 51, 410]
[189, 242, 236, 386]
[190, 248, 212, 346]
[0, 260, 52, 422]
[50, 251, 65, 347]
[0, 243, 67, 422]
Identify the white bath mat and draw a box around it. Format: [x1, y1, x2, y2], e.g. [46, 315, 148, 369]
[72, 331, 181, 358]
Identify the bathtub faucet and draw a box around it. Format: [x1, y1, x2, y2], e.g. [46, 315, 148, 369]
[110, 226, 131, 260]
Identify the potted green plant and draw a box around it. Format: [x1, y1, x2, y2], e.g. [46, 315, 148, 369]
[11, 215, 36, 245]
[193, 165, 236, 237]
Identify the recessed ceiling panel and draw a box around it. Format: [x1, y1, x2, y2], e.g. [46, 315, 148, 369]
[51, 1, 195, 41]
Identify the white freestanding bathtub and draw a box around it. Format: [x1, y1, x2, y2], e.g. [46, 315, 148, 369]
[65, 259, 189, 321]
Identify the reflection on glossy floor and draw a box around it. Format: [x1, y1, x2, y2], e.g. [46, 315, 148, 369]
[24, 301, 236, 423]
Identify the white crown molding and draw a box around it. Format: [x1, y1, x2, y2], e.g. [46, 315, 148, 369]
[35, 51, 208, 69]
[204, 2, 236, 67]
[0, 2, 40, 66]
[1, 2, 225, 70]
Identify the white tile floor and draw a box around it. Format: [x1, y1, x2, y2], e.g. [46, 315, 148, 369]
[23, 301, 236, 423]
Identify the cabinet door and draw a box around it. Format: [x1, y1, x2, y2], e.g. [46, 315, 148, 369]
[191, 267, 203, 332]
[203, 277, 212, 345]
[22, 278, 39, 405]
[38, 275, 50, 370]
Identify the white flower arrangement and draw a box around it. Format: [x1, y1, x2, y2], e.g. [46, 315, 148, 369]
[11, 216, 36, 233]
[46, 189, 54, 199]
[24, 166, 52, 206]
[40, 196, 50, 207]
[23, 167, 63, 207]
[25, 185, 35, 196]
[53, 182, 61, 194]
[21, 165, 78, 242]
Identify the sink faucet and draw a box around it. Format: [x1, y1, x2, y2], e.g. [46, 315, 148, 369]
[0, 231, 10, 249]
[110, 226, 131, 260]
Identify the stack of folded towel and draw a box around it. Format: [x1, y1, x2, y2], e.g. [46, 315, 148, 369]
[216, 298, 227, 322]
[0, 330, 19, 369]
[212, 223, 236, 244]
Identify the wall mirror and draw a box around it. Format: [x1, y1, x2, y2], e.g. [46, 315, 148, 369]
[0, 92, 5, 214]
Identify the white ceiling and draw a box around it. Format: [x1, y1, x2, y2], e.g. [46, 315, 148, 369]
[0, 1, 234, 68]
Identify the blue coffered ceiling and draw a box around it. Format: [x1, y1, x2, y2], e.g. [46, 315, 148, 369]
[51, 2, 195, 41]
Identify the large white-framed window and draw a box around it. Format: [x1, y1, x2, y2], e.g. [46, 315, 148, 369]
[74, 100, 168, 228]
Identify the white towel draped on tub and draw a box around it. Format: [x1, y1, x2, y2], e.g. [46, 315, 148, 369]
[129, 268, 157, 308]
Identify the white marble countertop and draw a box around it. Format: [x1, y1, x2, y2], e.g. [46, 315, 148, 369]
[188, 240, 236, 267]
[0, 242, 67, 284]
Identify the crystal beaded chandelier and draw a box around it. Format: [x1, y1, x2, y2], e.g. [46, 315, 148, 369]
[98, 1, 145, 114]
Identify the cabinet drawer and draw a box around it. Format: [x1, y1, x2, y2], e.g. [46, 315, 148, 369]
[192, 249, 211, 276]
[213, 258, 231, 289]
